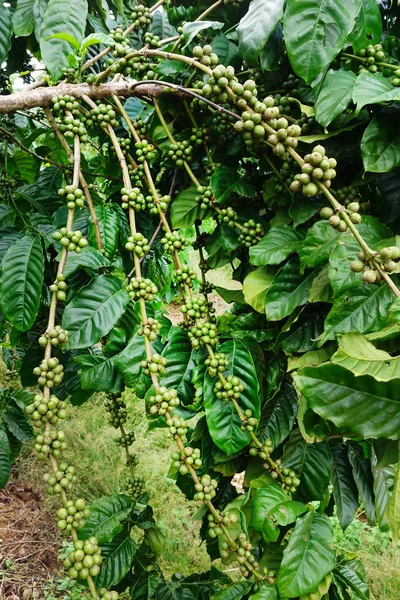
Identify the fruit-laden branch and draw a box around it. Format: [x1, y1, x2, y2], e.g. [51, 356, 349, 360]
[0, 81, 189, 114]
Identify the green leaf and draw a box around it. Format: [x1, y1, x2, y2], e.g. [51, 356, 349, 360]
[182, 20, 224, 47]
[211, 582, 253, 600]
[320, 283, 394, 343]
[353, 72, 400, 114]
[389, 296, 400, 324]
[114, 332, 147, 387]
[250, 227, 304, 266]
[160, 330, 196, 405]
[74, 354, 123, 393]
[0, 3, 12, 64]
[260, 25, 283, 71]
[347, 0, 382, 53]
[308, 265, 332, 304]
[81, 32, 114, 49]
[361, 113, 400, 173]
[13, 0, 35, 37]
[210, 166, 256, 204]
[40, 0, 88, 80]
[299, 221, 341, 270]
[293, 363, 400, 439]
[249, 586, 278, 600]
[2, 404, 33, 441]
[170, 186, 203, 228]
[385, 446, 400, 543]
[204, 339, 260, 454]
[0, 235, 44, 332]
[283, 0, 361, 84]
[62, 275, 130, 349]
[0, 428, 11, 490]
[80, 494, 133, 544]
[237, 0, 285, 65]
[45, 32, 80, 50]
[287, 347, 334, 371]
[264, 258, 316, 321]
[243, 267, 275, 313]
[333, 565, 370, 600]
[315, 70, 357, 127]
[14, 150, 38, 183]
[258, 380, 298, 447]
[250, 484, 288, 531]
[373, 464, 395, 530]
[331, 443, 359, 529]
[282, 429, 332, 502]
[64, 246, 110, 278]
[92, 525, 136, 589]
[348, 444, 376, 524]
[331, 333, 400, 381]
[88, 204, 119, 259]
[277, 512, 335, 597]
[268, 500, 307, 527]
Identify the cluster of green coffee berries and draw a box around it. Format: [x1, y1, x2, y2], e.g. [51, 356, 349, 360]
[282, 73, 301, 95]
[214, 375, 244, 401]
[195, 185, 213, 209]
[193, 473, 218, 501]
[188, 319, 218, 348]
[44, 463, 76, 495]
[98, 589, 119, 600]
[190, 126, 210, 146]
[321, 200, 361, 231]
[138, 317, 161, 340]
[110, 26, 130, 46]
[39, 325, 69, 348]
[192, 44, 219, 67]
[202, 64, 237, 103]
[208, 510, 238, 539]
[239, 409, 258, 432]
[52, 228, 88, 252]
[234, 532, 258, 574]
[90, 103, 118, 128]
[56, 498, 90, 534]
[144, 31, 162, 48]
[26, 393, 67, 428]
[126, 277, 158, 302]
[104, 394, 127, 427]
[355, 43, 386, 74]
[165, 414, 187, 439]
[350, 246, 400, 283]
[171, 446, 202, 476]
[50, 97, 88, 142]
[238, 219, 264, 248]
[141, 354, 168, 376]
[34, 429, 67, 460]
[110, 30, 130, 59]
[152, 192, 171, 214]
[174, 264, 196, 286]
[58, 185, 84, 209]
[148, 386, 179, 415]
[135, 139, 157, 163]
[167, 140, 193, 166]
[114, 136, 131, 154]
[161, 231, 187, 254]
[211, 108, 237, 142]
[125, 474, 145, 500]
[290, 145, 336, 197]
[115, 430, 135, 446]
[61, 66, 79, 82]
[262, 568, 277, 585]
[267, 118, 302, 154]
[3, 368, 18, 383]
[121, 187, 146, 211]
[133, 117, 147, 135]
[205, 352, 229, 377]
[219, 207, 237, 227]
[125, 233, 150, 257]
[33, 357, 64, 388]
[131, 4, 152, 29]
[64, 537, 102, 580]
[181, 295, 208, 318]
[249, 438, 273, 459]
[234, 108, 267, 146]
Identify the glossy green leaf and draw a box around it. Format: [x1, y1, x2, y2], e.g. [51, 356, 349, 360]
[299, 221, 341, 270]
[250, 226, 304, 266]
[277, 512, 335, 597]
[182, 20, 224, 47]
[210, 165, 256, 204]
[243, 267, 275, 313]
[0, 235, 44, 332]
[92, 525, 136, 588]
[0, 428, 11, 490]
[2, 404, 32, 442]
[258, 380, 298, 447]
[331, 443, 359, 529]
[264, 258, 316, 321]
[204, 339, 260, 454]
[40, 0, 88, 79]
[88, 204, 119, 259]
[315, 70, 357, 127]
[64, 246, 110, 278]
[171, 186, 203, 228]
[62, 275, 130, 349]
[211, 581, 252, 600]
[0, 3, 12, 64]
[294, 363, 400, 439]
[268, 500, 308, 526]
[361, 113, 400, 173]
[287, 347, 334, 371]
[321, 283, 393, 343]
[385, 454, 400, 543]
[283, 0, 361, 84]
[237, 0, 285, 65]
[282, 429, 332, 502]
[250, 484, 288, 531]
[160, 330, 196, 405]
[348, 444, 376, 524]
[260, 25, 283, 71]
[114, 332, 147, 387]
[74, 354, 123, 393]
[373, 464, 395, 530]
[80, 494, 133, 544]
[46, 32, 80, 50]
[389, 296, 400, 324]
[347, 0, 382, 52]
[13, 0, 35, 37]
[249, 585, 278, 600]
[308, 265, 332, 304]
[333, 564, 370, 600]
[353, 72, 399, 114]
[331, 333, 400, 381]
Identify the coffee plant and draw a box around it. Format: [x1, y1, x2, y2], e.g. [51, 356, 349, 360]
[1, 0, 400, 598]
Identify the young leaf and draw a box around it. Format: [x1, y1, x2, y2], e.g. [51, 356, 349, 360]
[237, 0, 285, 65]
[249, 226, 304, 266]
[242, 267, 275, 313]
[0, 235, 44, 332]
[45, 32, 80, 50]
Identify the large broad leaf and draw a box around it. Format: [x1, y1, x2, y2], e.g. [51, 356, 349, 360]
[74, 354, 123, 393]
[0, 428, 11, 490]
[80, 494, 133, 544]
[182, 20, 224, 47]
[160, 330, 196, 405]
[277, 512, 335, 598]
[361, 113, 400, 173]
[282, 429, 332, 502]
[347, 0, 382, 53]
[62, 275, 130, 349]
[374, 464, 395, 530]
[320, 283, 393, 343]
[64, 246, 110, 278]
[0, 235, 44, 332]
[283, 0, 361, 84]
[331, 333, 400, 381]
[385, 448, 400, 543]
[88, 204, 119, 259]
[331, 443, 359, 529]
[237, 0, 285, 65]
[210, 166, 256, 204]
[249, 586, 278, 600]
[2, 404, 33, 442]
[264, 258, 316, 321]
[293, 363, 400, 439]
[348, 445, 376, 524]
[258, 380, 298, 447]
[13, 0, 35, 37]
[170, 186, 204, 228]
[315, 70, 357, 127]
[40, 0, 88, 80]
[243, 267, 275, 313]
[299, 221, 341, 270]
[204, 339, 260, 454]
[353, 72, 400, 114]
[249, 484, 288, 531]
[92, 525, 136, 589]
[211, 582, 253, 600]
[115, 333, 147, 388]
[249, 226, 304, 266]
[0, 4, 12, 64]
